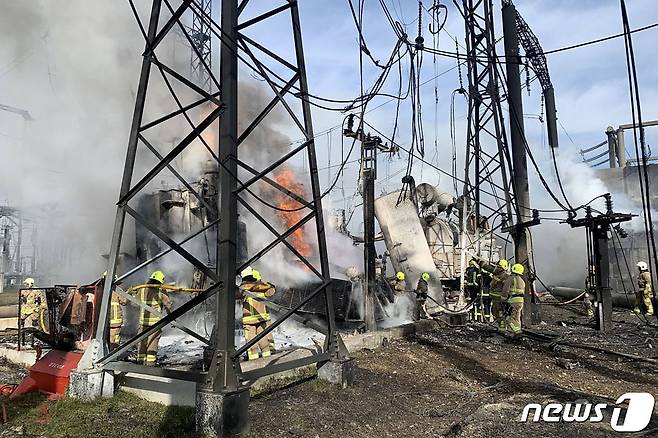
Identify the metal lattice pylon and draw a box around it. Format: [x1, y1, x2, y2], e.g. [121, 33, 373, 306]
[190, 0, 212, 91]
[455, 0, 515, 287]
[81, 0, 345, 415]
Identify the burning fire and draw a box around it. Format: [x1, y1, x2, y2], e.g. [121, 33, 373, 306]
[273, 168, 313, 258]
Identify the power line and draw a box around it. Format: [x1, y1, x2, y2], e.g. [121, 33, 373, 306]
[543, 21, 658, 56]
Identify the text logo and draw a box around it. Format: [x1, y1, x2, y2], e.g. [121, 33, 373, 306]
[520, 392, 654, 432]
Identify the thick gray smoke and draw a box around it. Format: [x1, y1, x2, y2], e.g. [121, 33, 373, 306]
[0, 1, 360, 290]
[0, 1, 145, 284]
[529, 149, 656, 288]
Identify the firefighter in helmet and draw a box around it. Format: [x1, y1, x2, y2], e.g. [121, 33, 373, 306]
[136, 271, 172, 366]
[239, 266, 276, 361]
[102, 271, 128, 351]
[635, 261, 654, 316]
[479, 259, 510, 333]
[502, 263, 526, 335]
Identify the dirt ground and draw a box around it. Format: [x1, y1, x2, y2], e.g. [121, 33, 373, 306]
[0, 302, 657, 437]
[247, 303, 658, 437]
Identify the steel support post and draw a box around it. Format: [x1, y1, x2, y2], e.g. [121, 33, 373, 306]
[502, 1, 537, 325]
[92, 0, 163, 360]
[362, 138, 377, 331]
[197, 0, 249, 436]
[592, 224, 612, 331]
[290, 0, 339, 355]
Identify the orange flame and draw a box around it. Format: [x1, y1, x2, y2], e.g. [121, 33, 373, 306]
[273, 168, 312, 258]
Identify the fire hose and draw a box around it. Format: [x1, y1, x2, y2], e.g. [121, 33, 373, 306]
[544, 291, 586, 306]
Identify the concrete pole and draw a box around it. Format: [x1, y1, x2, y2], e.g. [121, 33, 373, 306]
[502, 2, 534, 325]
[617, 128, 628, 168]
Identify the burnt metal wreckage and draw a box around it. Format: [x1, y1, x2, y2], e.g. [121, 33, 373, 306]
[68, 0, 349, 435]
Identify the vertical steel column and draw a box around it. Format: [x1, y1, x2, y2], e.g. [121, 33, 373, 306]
[94, 0, 163, 356]
[592, 224, 612, 331]
[212, 0, 240, 391]
[502, 1, 533, 325]
[290, 0, 339, 354]
[362, 137, 377, 331]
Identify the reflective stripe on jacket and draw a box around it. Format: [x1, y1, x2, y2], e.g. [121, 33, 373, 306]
[503, 274, 525, 304]
[138, 285, 172, 326]
[465, 267, 480, 287]
[109, 292, 126, 327]
[639, 271, 652, 293]
[241, 281, 275, 325]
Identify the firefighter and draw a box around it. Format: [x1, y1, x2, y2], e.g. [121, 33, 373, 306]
[20, 278, 41, 329]
[415, 272, 430, 319]
[239, 266, 276, 361]
[135, 271, 172, 366]
[464, 259, 482, 321]
[635, 261, 654, 316]
[102, 271, 127, 351]
[390, 271, 407, 297]
[480, 259, 510, 333]
[503, 263, 526, 335]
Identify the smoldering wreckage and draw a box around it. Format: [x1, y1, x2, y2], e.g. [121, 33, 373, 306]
[1, 0, 658, 437]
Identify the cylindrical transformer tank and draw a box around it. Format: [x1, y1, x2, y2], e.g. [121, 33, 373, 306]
[374, 190, 444, 309]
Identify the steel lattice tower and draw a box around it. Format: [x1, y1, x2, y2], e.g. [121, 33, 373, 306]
[190, 0, 212, 91]
[72, 1, 349, 434]
[455, 0, 515, 281]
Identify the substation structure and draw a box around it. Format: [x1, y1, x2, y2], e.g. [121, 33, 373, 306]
[69, 1, 350, 436]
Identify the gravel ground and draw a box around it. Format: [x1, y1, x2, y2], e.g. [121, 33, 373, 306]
[247, 305, 658, 437]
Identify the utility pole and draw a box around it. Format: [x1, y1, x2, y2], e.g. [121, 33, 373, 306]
[343, 115, 394, 331]
[566, 195, 633, 331]
[502, 0, 537, 325]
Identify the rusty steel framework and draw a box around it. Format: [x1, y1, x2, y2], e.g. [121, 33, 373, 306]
[454, 0, 515, 286]
[80, 0, 346, 425]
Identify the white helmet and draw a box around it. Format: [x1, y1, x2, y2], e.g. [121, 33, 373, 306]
[637, 261, 649, 271]
[240, 266, 254, 278]
[23, 277, 35, 288]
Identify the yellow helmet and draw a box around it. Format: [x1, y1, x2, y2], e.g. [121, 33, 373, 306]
[421, 272, 430, 281]
[396, 271, 405, 281]
[23, 277, 35, 288]
[469, 259, 478, 267]
[251, 270, 262, 281]
[150, 271, 165, 284]
[498, 259, 509, 270]
[511, 263, 524, 275]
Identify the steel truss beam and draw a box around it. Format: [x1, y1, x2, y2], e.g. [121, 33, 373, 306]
[91, 0, 343, 411]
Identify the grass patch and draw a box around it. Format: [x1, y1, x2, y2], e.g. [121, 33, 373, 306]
[1, 391, 197, 438]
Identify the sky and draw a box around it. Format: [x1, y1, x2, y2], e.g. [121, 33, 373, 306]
[0, 0, 657, 285]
